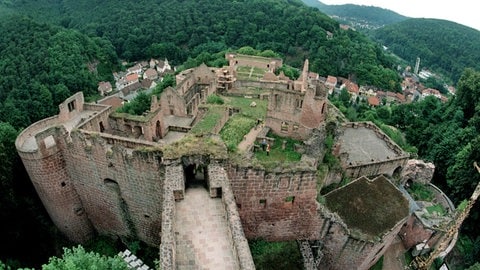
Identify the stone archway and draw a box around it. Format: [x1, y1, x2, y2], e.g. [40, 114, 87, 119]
[182, 156, 210, 189]
[393, 166, 402, 179]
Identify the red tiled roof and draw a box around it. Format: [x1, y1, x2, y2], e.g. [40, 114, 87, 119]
[326, 75, 337, 86]
[126, 73, 138, 82]
[367, 96, 380, 106]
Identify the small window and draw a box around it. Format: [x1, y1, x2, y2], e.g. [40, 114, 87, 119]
[259, 199, 266, 208]
[293, 124, 299, 132]
[296, 99, 303, 109]
[67, 100, 76, 112]
[99, 121, 105, 132]
[281, 122, 289, 132]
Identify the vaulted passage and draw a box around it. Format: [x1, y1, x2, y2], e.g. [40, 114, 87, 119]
[174, 186, 239, 269]
[184, 163, 208, 189]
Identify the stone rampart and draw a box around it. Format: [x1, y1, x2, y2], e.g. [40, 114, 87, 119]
[160, 163, 178, 270]
[317, 204, 407, 270]
[17, 126, 94, 243]
[77, 104, 113, 132]
[64, 130, 164, 245]
[210, 163, 255, 269]
[16, 115, 60, 153]
[227, 165, 321, 241]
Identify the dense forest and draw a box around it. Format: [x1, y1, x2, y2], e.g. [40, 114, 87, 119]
[373, 18, 480, 83]
[0, 0, 401, 90]
[301, 0, 408, 28]
[0, 0, 479, 268]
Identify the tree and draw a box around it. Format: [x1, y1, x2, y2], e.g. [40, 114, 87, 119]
[42, 246, 128, 270]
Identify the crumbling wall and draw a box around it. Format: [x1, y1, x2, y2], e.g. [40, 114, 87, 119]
[64, 130, 164, 246]
[401, 159, 435, 185]
[316, 205, 406, 270]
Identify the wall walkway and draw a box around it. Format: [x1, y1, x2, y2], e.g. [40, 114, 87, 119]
[174, 186, 240, 270]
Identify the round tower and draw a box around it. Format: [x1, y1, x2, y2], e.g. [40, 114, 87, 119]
[16, 118, 94, 243]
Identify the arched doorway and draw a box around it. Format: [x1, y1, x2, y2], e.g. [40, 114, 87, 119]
[393, 166, 402, 179]
[184, 163, 208, 189]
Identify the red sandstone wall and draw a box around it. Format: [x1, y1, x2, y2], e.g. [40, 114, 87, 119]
[18, 129, 94, 243]
[64, 131, 164, 245]
[398, 215, 439, 250]
[299, 88, 326, 129]
[227, 166, 321, 241]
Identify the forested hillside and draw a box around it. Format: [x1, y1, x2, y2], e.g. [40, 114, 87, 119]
[0, 0, 400, 91]
[373, 18, 480, 83]
[301, 0, 408, 29]
[0, 16, 120, 268]
[0, 17, 119, 128]
[0, 0, 479, 268]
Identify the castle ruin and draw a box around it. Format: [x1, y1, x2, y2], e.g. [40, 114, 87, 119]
[16, 54, 455, 270]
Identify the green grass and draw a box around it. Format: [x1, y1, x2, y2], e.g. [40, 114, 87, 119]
[220, 115, 256, 152]
[254, 132, 302, 164]
[369, 256, 383, 270]
[426, 204, 446, 216]
[236, 66, 267, 81]
[224, 96, 267, 120]
[407, 182, 435, 201]
[191, 106, 225, 134]
[249, 239, 303, 270]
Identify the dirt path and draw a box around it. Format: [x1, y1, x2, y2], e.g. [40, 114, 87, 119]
[237, 125, 263, 152]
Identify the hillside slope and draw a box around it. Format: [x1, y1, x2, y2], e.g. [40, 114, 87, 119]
[301, 0, 408, 29]
[373, 18, 480, 83]
[0, 0, 400, 90]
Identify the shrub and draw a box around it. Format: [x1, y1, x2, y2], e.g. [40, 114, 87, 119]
[206, 94, 224, 105]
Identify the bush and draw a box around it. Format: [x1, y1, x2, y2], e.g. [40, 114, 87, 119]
[206, 94, 224, 105]
[42, 245, 128, 270]
[249, 240, 303, 270]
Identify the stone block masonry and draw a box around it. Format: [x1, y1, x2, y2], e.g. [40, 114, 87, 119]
[227, 166, 322, 241]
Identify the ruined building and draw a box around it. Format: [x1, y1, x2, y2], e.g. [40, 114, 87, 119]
[16, 54, 455, 270]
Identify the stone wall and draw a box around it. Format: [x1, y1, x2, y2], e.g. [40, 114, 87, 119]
[401, 159, 435, 185]
[17, 126, 94, 243]
[210, 163, 256, 269]
[77, 104, 113, 133]
[266, 86, 326, 140]
[228, 166, 321, 241]
[64, 130, 164, 246]
[235, 80, 289, 91]
[344, 157, 408, 179]
[160, 163, 178, 270]
[227, 53, 282, 71]
[316, 205, 407, 270]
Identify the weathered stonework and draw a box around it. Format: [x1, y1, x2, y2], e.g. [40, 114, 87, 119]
[401, 159, 435, 185]
[15, 57, 454, 270]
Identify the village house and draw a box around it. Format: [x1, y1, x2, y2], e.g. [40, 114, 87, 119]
[116, 73, 139, 91]
[422, 88, 442, 99]
[97, 81, 112, 96]
[341, 79, 359, 100]
[325, 75, 337, 94]
[143, 68, 159, 81]
[127, 63, 143, 75]
[367, 96, 380, 107]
